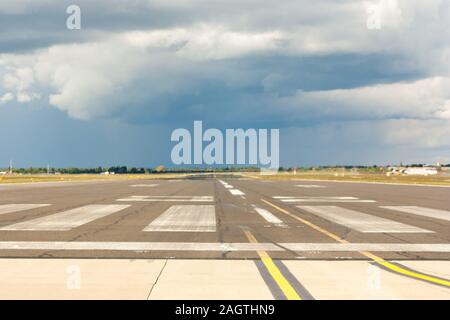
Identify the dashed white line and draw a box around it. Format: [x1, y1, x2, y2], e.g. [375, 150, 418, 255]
[229, 189, 245, 196]
[252, 205, 287, 227]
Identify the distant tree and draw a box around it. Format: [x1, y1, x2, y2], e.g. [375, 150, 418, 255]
[154, 165, 165, 173]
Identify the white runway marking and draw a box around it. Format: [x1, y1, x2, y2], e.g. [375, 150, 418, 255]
[296, 185, 326, 188]
[274, 196, 375, 203]
[0, 241, 448, 252]
[0, 205, 130, 231]
[129, 184, 158, 187]
[117, 196, 214, 202]
[252, 206, 286, 227]
[298, 206, 433, 233]
[229, 189, 245, 196]
[0, 204, 50, 215]
[218, 180, 234, 189]
[380, 206, 450, 222]
[143, 205, 216, 232]
[274, 196, 358, 199]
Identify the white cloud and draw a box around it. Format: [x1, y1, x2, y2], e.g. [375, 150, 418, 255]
[280, 77, 450, 121]
[1, 65, 40, 104]
[0, 92, 13, 104]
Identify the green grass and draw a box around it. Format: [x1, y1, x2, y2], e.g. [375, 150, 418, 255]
[0, 173, 188, 184]
[242, 171, 450, 186]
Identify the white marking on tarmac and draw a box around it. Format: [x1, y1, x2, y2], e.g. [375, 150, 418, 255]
[0, 204, 51, 215]
[380, 206, 450, 222]
[117, 196, 213, 202]
[229, 189, 245, 196]
[0, 241, 447, 252]
[252, 205, 287, 227]
[143, 205, 216, 232]
[0, 205, 130, 231]
[298, 206, 433, 233]
[274, 196, 358, 199]
[296, 185, 326, 188]
[275, 196, 375, 203]
[129, 184, 158, 187]
[281, 243, 450, 252]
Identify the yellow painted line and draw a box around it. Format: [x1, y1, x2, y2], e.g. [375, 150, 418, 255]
[244, 230, 301, 300]
[377, 261, 450, 287]
[262, 199, 450, 288]
[261, 199, 347, 243]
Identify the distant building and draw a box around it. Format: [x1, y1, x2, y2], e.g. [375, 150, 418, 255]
[403, 167, 438, 176]
[387, 166, 439, 176]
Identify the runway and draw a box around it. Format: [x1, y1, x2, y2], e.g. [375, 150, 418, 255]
[0, 175, 449, 299]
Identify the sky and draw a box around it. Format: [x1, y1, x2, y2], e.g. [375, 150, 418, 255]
[1, 0, 450, 168]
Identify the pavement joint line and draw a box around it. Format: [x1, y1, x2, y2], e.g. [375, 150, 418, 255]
[146, 258, 168, 300]
[261, 198, 450, 288]
[243, 230, 301, 300]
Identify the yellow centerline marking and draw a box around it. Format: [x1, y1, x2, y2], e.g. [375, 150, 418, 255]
[261, 199, 450, 288]
[244, 230, 301, 300]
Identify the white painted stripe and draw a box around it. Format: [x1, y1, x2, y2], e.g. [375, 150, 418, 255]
[380, 206, 450, 222]
[298, 206, 433, 233]
[128, 196, 213, 199]
[143, 205, 216, 232]
[296, 185, 326, 188]
[224, 185, 233, 189]
[283, 199, 376, 203]
[0, 205, 130, 231]
[130, 196, 212, 199]
[281, 243, 450, 252]
[274, 196, 359, 199]
[129, 184, 158, 187]
[0, 241, 447, 252]
[253, 206, 286, 227]
[0, 204, 50, 215]
[117, 197, 213, 202]
[229, 189, 245, 196]
[274, 196, 372, 203]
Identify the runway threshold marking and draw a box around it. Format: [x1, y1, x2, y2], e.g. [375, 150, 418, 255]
[0, 204, 51, 215]
[243, 230, 303, 300]
[117, 196, 214, 202]
[143, 205, 216, 232]
[0, 205, 130, 231]
[262, 199, 450, 288]
[380, 206, 450, 222]
[274, 196, 376, 203]
[296, 185, 326, 188]
[298, 206, 432, 233]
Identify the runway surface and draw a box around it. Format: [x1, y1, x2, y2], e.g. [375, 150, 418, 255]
[0, 175, 449, 299]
